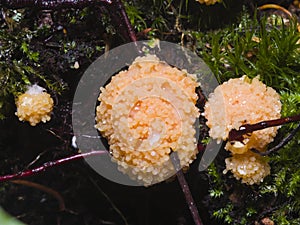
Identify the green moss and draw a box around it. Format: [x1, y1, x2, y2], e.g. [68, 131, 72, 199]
[207, 163, 224, 196]
[124, 1, 147, 32]
[0, 9, 65, 120]
[193, 11, 300, 224]
[196, 13, 300, 89]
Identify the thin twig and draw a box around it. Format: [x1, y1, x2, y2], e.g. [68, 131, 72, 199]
[258, 4, 293, 18]
[170, 150, 203, 225]
[25, 150, 49, 169]
[251, 122, 300, 156]
[228, 114, 300, 142]
[88, 177, 129, 225]
[111, 0, 137, 42]
[11, 179, 65, 211]
[0, 150, 107, 182]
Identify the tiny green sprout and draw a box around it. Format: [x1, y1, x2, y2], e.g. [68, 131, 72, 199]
[246, 207, 257, 217]
[209, 189, 224, 198]
[201, 137, 211, 145]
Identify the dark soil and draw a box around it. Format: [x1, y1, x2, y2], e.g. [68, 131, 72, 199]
[0, 5, 219, 225]
[0, 116, 217, 225]
[1, 1, 298, 225]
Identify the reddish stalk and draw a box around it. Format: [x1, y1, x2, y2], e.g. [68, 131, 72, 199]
[228, 114, 300, 142]
[109, 0, 137, 42]
[170, 151, 203, 225]
[11, 179, 66, 211]
[0, 150, 107, 182]
[251, 122, 300, 156]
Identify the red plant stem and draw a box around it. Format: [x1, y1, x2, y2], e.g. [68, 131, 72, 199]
[0, 150, 107, 182]
[170, 151, 203, 225]
[196, 87, 206, 109]
[11, 179, 66, 211]
[228, 114, 300, 142]
[109, 0, 137, 42]
[251, 122, 300, 156]
[176, 169, 203, 225]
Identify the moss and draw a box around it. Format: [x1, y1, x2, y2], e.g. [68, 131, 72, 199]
[0, 9, 65, 120]
[1, 2, 299, 225]
[0, 6, 111, 120]
[193, 10, 300, 224]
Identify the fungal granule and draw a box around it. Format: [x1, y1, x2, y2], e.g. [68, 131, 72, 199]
[204, 76, 282, 184]
[204, 76, 281, 154]
[223, 152, 271, 185]
[95, 55, 200, 186]
[15, 84, 54, 126]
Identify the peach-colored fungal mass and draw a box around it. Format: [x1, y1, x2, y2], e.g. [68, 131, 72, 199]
[223, 152, 270, 185]
[204, 76, 281, 184]
[204, 76, 281, 154]
[15, 84, 54, 126]
[95, 55, 200, 186]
